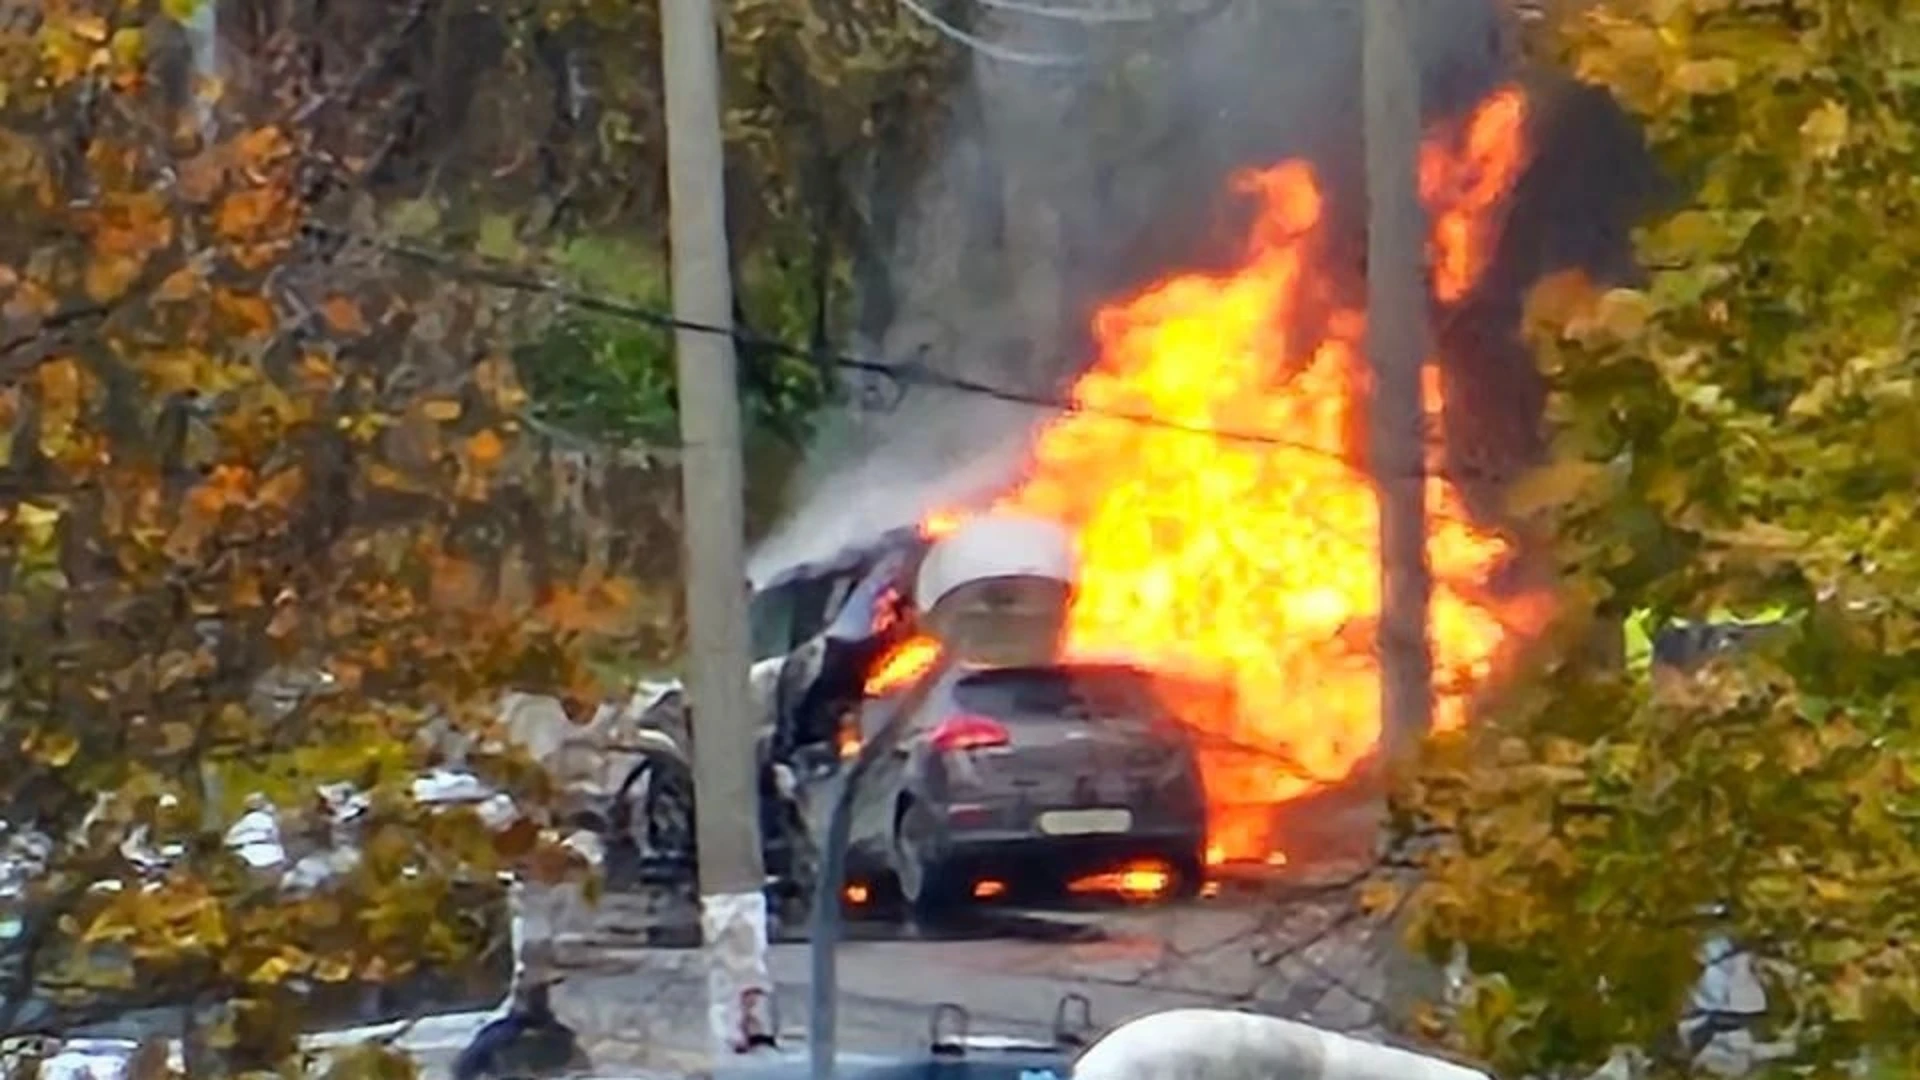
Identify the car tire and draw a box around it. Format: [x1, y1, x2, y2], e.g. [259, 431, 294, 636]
[1168, 852, 1207, 901]
[603, 757, 697, 891]
[893, 800, 963, 924]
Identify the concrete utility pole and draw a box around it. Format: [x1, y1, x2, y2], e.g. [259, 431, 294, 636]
[1363, 0, 1442, 1030]
[659, 0, 772, 1057]
[1363, 0, 1433, 770]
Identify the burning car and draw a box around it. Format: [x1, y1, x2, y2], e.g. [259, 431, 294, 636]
[612, 514, 1215, 922]
[593, 523, 936, 902]
[805, 515, 1212, 918]
[841, 658, 1212, 918]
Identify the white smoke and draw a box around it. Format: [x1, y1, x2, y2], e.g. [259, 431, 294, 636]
[747, 393, 1041, 582]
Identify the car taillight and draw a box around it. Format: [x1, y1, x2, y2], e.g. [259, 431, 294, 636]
[930, 714, 1010, 753]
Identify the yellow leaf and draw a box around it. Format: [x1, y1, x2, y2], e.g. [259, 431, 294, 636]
[1706, 521, 1803, 554]
[154, 265, 201, 302]
[255, 466, 304, 510]
[296, 352, 338, 394]
[213, 188, 283, 241]
[69, 14, 110, 43]
[15, 501, 61, 549]
[230, 126, 292, 168]
[367, 463, 424, 492]
[1801, 100, 1849, 160]
[1809, 876, 1849, 904]
[474, 354, 530, 411]
[1586, 288, 1653, 340]
[431, 556, 486, 609]
[213, 288, 275, 336]
[162, 515, 211, 564]
[1671, 58, 1739, 96]
[313, 955, 354, 983]
[421, 398, 463, 422]
[1782, 729, 1822, 774]
[36, 355, 84, 406]
[248, 953, 299, 985]
[140, 348, 221, 395]
[27, 729, 79, 768]
[156, 722, 196, 756]
[84, 253, 143, 302]
[1831, 967, 1867, 1022]
[81, 908, 135, 945]
[1522, 270, 1599, 334]
[108, 27, 144, 70]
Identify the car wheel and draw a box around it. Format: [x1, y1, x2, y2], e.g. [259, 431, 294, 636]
[1167, 853, 1206, 902]
[608, 758, 696, 892]
[643, 760, 697, 858]
[893, 801, 963, 923]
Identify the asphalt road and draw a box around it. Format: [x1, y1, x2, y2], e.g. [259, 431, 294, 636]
[524, 868, 1397, 1077]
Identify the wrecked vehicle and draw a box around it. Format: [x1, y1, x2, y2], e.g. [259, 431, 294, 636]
[611, 514, 1213, 923]
[579, 679, 821, 936]
[797, 515, 1209, 918]
[568, 525, 937, 927]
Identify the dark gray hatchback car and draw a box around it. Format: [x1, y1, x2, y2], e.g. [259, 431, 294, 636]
[802, 660, 1211, 919]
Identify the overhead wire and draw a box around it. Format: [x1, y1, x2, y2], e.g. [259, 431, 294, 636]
[302, 221, 1516, 485]
[893, 0, 1087, 66]
[967, 0, 1161, 25]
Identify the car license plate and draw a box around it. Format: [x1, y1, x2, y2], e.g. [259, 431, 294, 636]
[1037, 808, 1132, 835]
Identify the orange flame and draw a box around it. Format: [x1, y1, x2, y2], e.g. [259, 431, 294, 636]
[1422, 86, 1530, 303]
[1068, 860, 1174, 899]
[912, 86, 1539, 862]
[920, 508, 964, 541]
[864, 634, 941, 696]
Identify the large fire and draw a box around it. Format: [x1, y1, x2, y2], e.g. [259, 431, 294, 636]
[887, 88, 1541, 861]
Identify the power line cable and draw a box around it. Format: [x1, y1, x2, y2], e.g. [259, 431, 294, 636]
[304, 221, 1517, 484]
[968, 0, 1161, 25]
[894, 0, 1087, 66]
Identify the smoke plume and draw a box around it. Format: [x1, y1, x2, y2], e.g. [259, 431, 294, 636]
[751, 0, 1655, 578]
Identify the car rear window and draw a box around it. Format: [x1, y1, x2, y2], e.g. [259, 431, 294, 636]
[953, 665, 1166, 717]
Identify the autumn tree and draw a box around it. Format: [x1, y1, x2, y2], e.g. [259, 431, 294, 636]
[1396, 1, 1920, 1076]
[0, 1, 633, 1070]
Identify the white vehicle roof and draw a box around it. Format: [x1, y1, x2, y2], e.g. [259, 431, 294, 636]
[915, 514, 1074, 616]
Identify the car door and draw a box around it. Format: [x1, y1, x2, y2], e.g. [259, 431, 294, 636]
[795, 666, 944, 865]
